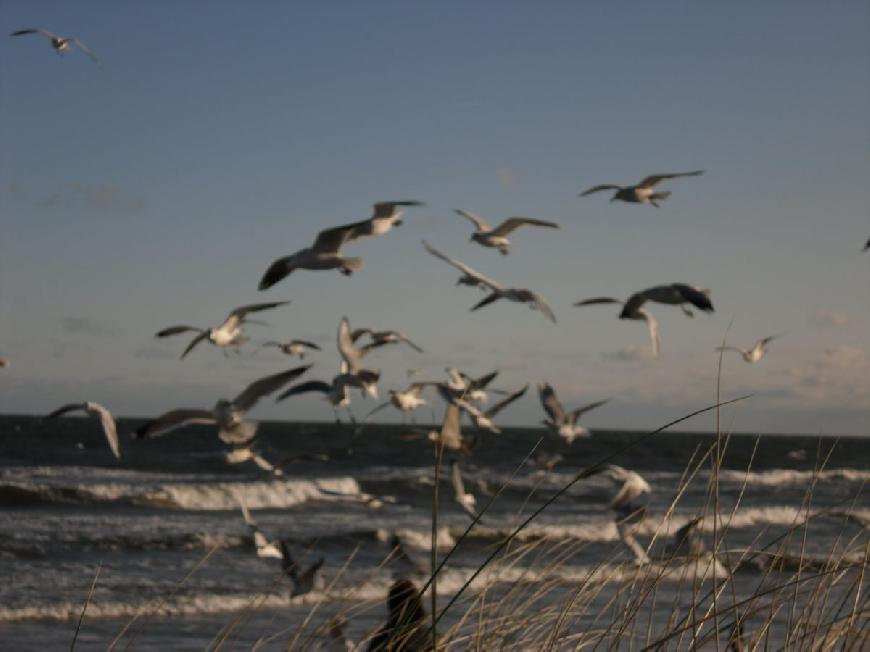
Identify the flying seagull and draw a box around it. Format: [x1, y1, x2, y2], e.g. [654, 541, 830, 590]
[258, 224, 365, 290]
[441, 383, 528, 434]
[156, 301, 289, 359]
[579, 170, 704, 207]
[621, 284, 714, 317]
[591, 464, 652, 564]
[345, 200, 424, 239]
[351, 328, 424, 354]
[665, 516, 705, 559]
[425, 402, 475, 455]
[538, 383, 609, 444]
[364, 382, 433, 423]
[574, 296, 660, 357]
[716, 334, 782, 363]
[262, 339, 321, 359]
[422, 240, 504, 291]
[450, 459, 479, 520]
[444, 368, 500, 404]
[239, 499, 282, 559]
[134, 366, 310, 473]
[455, 209, 559, 255]
[276, 365, 380, 423]
[280, 541, 324, 597]
[10, 29, 97, 62]
[46, 401, 119, 459]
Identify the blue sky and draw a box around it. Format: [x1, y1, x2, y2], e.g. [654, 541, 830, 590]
[1, 1, 868, 435]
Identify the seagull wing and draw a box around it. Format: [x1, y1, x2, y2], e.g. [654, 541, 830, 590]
[71, 38, 97, 62]
[280, 541, 300, 583]
[758, 334, 783, 348]
[538, 383, 566, 423]
[10, 28, 57, 39]
[470, 292, 502, 312]
[485, 384, 528, 418]
[372, 200, 424, 218]
[46, 402, 87, 419]
[349, 328, 372, 343]
[529, 291, 557, 323]
[85, 402, 120, 459]
[311, 222, 360, 253]
[276, 380, 332, 402]
[570, 399, 610, 421]
[467, 371, 499, 390]
[234, 365, 312, 412]
[621, 290, 649, 317]
[440, 403, 463, 450]
[454, 208, 491, 232]
[450, 459, 467, 499]
[490, 217, 560, 237]
[224, 301, 290, 330]
[637, 170, 704, 188]
[180, 331, 210, 359]
[394, 332, 424, 353]
[289, 339, 321, 350]
[579, 184, 622, 197]
[155, 325, 203, 338]
[672, 284, 714, 312]
[574, 297, 623, 307]
[134, 409, 216, 439]
[422, 241, 503, 290]
[337, 317, 362, 373]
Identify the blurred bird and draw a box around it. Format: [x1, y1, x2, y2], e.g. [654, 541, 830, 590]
[10, 28, 97, 62]
[592, 464, 652, 564]
[579, 170, 704, 207]
[280, 541, 324, 597]
[622, 284, 714, 317]
[575, 296, 660, 357]
[450, 459, 479, 520]
[365, 382, 433, 424]
[239, 499, 282, 559]
[352, 328, 424, 354]
[46, 401, 119, 459]
[538, 383, 609, 443]
[156, 301, 289, 359]
[455, 209, 560, 255]
[716, 334, 783, 363]
[422, 240, 504, 291]
[665, 516, 706, 558]
[261, 339, 321, 359]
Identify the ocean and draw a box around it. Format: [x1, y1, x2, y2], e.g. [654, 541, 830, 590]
[0, 415, 867, 650]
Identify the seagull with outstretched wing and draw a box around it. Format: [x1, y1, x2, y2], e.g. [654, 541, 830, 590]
[46, 401, 119, 459]
[538, 383, 609, 444]
[10, 28, 97, 62]
[716, 334, 783, 363]
[579, 170, 704, 207]
[455, 209, 560, 255]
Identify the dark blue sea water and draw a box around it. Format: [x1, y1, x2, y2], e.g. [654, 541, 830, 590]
[0, 416, 867, 650]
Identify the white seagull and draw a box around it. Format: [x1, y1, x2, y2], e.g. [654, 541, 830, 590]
[346, 200, 424, 239]
[364, 382, 433, 423]
[579, 170, 704, 207]
[450, 459, 479, 520]
[440, 383, 528, 434]
[538, 383, 609, 444]
[276, 365, 380, 423]
[239, 499, 282, 559]
[574, 296, 660, 357]
[716, 334, 783, 363]
[593, 464, 652, 564]
[262, 339, 321, 359]
[444, 368, 500, 404]
[421, 241, 556, 322]
[134, 366, 310, 474]
[46, 401, 119, 459]
[156, 301, 290, 359]
[10, 29, 97, 62]
[455, 209, 560, 255]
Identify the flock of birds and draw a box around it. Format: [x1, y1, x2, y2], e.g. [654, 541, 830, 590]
[6, 27, 865, 650]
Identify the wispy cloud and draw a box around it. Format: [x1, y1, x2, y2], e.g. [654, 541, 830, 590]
[6, 181, 145, 213]
[58, 316, 120, 337]
[811, 308, 849, 328]
[496, 167, 518, 190]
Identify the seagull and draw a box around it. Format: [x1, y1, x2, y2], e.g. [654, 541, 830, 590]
[276, 367, 381, 422]
[455, 209, 559, 255]
[574, 296, 660, 357]
[665, 516, 705, 558]
[528, 450, 564, 472]
[134, 366, 310, 473]
[444, 368, 500, 404]
[450, 459, 479, 520]
[472, 287, 557, 323]
[345, 200, 424, 239]
[715, 334, 782, 363]
[239, 499, 282, 559]
[364, 382, 432, 423]
[258, 224, 365, 290]
[441, 383, 528, 434]
[351, 328, 424, 354]
[262, 339, 321, 359]
[592, 464, 652, 564]
[46, 401, 119, 459]
[280, 541, 324, 597]
[621, 284, 714, 317]
[578, 170, 704, 207]
[156, 301, 290, 359]
[426, 402, 474, 454]
[538, 383, 609, 444]
[10, 29, 97, 62]
[422, 240, 504, 291]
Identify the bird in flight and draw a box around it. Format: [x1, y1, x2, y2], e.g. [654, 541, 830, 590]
[455, 209, 559, 255]
[46, 401, 120, 459]
[261, 339, 321, 359]
[10, 28, 98, 62]
[716, 334, 783, 363]
[579, 170, 704, 207]
[156, 301, 289, 359]
[538, 383, 609, 444]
